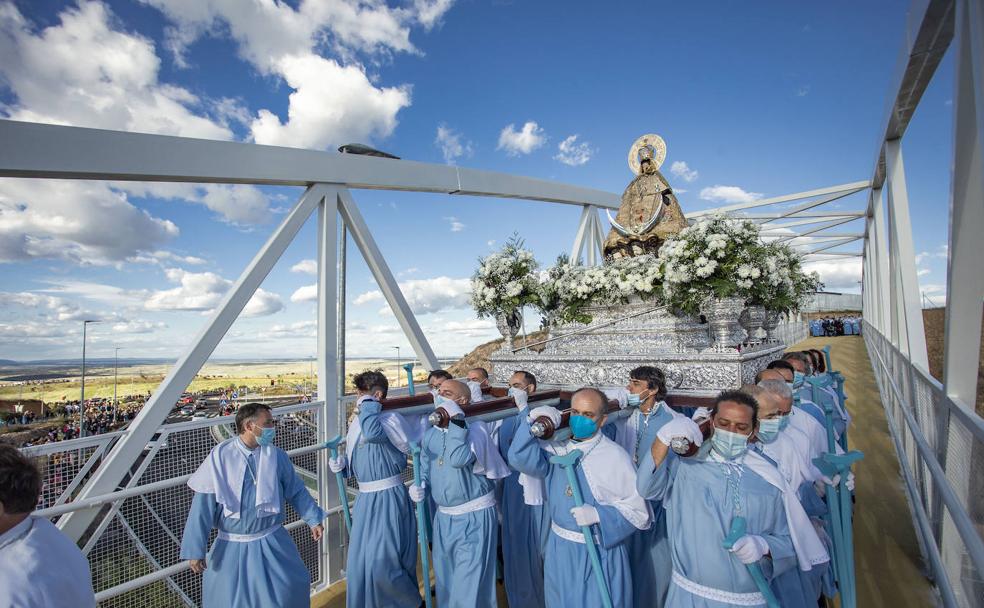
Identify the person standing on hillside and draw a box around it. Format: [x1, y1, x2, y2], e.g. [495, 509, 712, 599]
[180, 403, 325, 608]
[0, 445, 96, 608]
[330, 370, 421, 608]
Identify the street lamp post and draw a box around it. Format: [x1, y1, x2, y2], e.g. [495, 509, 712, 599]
[80, 320, 99, 438]
[113, 346, 121, 424]
[393, 346, 401, 388]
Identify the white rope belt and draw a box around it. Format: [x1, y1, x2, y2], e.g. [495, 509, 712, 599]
[671, 571, 765, 606]
[551, 521, 601, 545]
[438, 491, 495, 516]
[357, 474, 404, 493]
[217, 523, 280, 543]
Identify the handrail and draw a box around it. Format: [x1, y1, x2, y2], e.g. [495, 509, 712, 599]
[865, 327, 984, 584]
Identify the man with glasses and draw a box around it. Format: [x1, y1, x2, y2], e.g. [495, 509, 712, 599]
[181, 403, 325, 607]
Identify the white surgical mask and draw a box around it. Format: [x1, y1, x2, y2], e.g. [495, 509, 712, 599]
[710, 427, 749, 459]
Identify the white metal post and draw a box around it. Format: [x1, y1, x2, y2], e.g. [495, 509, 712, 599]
[590, 209, 606, 265]
[336, 189, 439, 370]
[871, 189, 890, 336]
[570, 204, 593, 264]
[316, 191, 344, 585]
[884, 138, 930, 369]
[57, 185, 329, 541]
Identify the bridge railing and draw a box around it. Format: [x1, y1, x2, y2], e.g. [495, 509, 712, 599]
[864, 321, 984, 608]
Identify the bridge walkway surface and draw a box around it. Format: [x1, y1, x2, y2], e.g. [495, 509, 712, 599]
[310, 335, 939, 607]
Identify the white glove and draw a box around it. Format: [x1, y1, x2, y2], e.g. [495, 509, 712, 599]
[731, 534, 769, 564]
[570, 504, 600, 527]
[602, 387, 629, 408]
[846, 471, 855, 491]
[328, 455, 347, 473]
[408, 483, 426, 503]
[509, 387, 529, 409]
[692, 406, 711, 423]
[820, 474, 840, 488]
[656, 416, 703, 447]
[529, 406, 561, 428]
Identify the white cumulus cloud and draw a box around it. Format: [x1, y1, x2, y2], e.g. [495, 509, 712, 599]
[291, 284, 318, 303]
[554, 135, 593, 166]
[144, 268, 283, 317]
[497, 121, 546, 156]
[291, 259, 318, 275]
[803, 258, 862, 292]
[435, 124, 473, 164]
[444, 216, 465, 232]
[670, 160, 699, 182]
[353, 276, 471, 315]
[699, 185, 763, 204]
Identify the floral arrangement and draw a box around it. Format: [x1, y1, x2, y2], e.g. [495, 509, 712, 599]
[658, 214, 763, 314]
[470, 234, 540, 318]
[534, 254, 662, 324]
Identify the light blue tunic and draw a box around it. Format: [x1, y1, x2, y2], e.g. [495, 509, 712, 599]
[637, 445, 796, 607]
[342, 399, 421, 608]
[618, 404, 677, 607]
[180, 440, 325, 608]
[496, 408, 548, 608]
[800, 384, 847, 438]
[509, 417, 638, 608]
[420, 421, 498, 608]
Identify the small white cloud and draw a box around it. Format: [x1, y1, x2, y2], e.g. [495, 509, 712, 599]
[353, 290, 383, 305]
[487, 240, 496, 248]
[670, 160, 699, 182]
[291, 284, 318, 303]
[699, 185, 763, 204]
[795, 85, 811, 97]
[435, 124, 473, 164]
[398, 267, 419, 277]
[444, 216, 465, 232]
[111, 320, 167, 334]
[917, 268, 930, 276]
[554, 135, 593, 166]
[291, 259, 318, 275]
[497, 121, 546, 156]
[803, 259, 862, 292]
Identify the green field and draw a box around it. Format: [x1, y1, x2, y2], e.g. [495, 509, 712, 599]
[0, 359, 431, 404]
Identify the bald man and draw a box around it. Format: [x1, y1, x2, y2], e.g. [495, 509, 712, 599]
[508, 388, 650, 608]
[409, 379, 510, 608]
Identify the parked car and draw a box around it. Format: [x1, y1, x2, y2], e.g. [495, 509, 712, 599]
[180, 405, 195, 416]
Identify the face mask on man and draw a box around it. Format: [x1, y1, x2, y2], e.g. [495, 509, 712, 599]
[756, 417, 783, 444]
[778, 413, 791, 431]
[710, 427, 749, 459]
[569, 415, 598, 440]
[792, 371, 805, 389]
[255, 425, 276, 447]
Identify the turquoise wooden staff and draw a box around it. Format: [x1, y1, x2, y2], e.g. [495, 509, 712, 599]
[324, 435, 352, 533]
[721, 516, 780, 608]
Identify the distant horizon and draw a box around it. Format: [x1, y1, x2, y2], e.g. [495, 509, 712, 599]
[0, 355, 464, 366]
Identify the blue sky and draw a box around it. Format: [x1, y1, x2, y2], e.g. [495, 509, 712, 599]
[0, 0, 955, 361]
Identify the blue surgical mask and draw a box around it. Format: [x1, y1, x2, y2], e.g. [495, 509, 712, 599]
[778, 414, 791, 431]
[792, 371, 805, 389]
[569, 414, 598, 440]
[710, 427, 749, 459]
[626, 393, 641, 407]
[757, 418, 783, 444]
[256, 426, 276, 446]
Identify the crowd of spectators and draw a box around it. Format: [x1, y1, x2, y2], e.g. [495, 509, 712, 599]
[810, 317, 862, 337]
[4, 397, 146, 448]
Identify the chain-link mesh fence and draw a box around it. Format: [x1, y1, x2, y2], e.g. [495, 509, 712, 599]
[865, 323, 984, 608]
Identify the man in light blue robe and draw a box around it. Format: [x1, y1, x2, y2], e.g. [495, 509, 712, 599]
[637, 390, 826, 607]
[613, 365, 678, 607]
[745, 382, 830, 607]
[181, 403, 325, 608]
[783, 353, 848, 439]
[509, 387, 651, 608]
[409, 379, 510, 608]
[330, 370, 421, 608]
[495, 370, 550, 608]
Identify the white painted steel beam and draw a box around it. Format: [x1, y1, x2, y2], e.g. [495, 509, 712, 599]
[737, 211, 865, 220]
[752, 188, 869, 225]
[316, 193, 344, 583]
[337, 189, 439, 370]
[57, 185, 329, 541]
[885, 139, 929, 369]
[871, 189, 891, 335]
[943, 0, 984, 408]
[0, 119, 619, 208]
[570, 205, 593, 265]
[591, 209, 607, 265]
[775, 216, 862, 243]
[686, 181, 869, 218]
[802, 237, 863, 255]
[759, 216, 865, 231]
[781, 233, 866, 241]
[803, 252, 863, 258]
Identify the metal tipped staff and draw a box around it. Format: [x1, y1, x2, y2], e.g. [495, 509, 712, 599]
[409, 441, 433, 608]
[722, 516, 780, 608]
[814, 451, 864, 608]
[549, 449, 613, 608]
[324, 435, 352, 533]
[403, 363, 415, 395]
